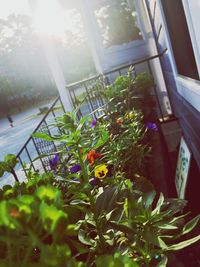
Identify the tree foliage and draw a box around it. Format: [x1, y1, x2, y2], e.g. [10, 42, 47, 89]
[95, 0, 142, 47]
[0, 11, 95, 116]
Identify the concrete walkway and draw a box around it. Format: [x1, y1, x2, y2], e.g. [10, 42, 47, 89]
[0, 101, 55, 161]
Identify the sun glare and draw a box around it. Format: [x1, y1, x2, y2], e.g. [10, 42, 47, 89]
[33, 0, 73, 38]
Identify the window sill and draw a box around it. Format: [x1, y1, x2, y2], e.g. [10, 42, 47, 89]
[176, 75, 200, 112]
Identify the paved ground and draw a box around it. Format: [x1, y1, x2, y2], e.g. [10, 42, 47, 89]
[0, 101, 57, 187]
[0, 105, 52, 161]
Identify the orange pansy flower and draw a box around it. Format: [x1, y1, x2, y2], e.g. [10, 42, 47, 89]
[116, 118, 123, 125]
[87, 150, 102, 166]
[10, 208, 20, 218]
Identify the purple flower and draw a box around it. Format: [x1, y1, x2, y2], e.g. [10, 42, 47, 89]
[90, 119, 97, 128]
[49, 154, 59, 170]
[146, 122, 158, 131]
[70, 164, 81, 173]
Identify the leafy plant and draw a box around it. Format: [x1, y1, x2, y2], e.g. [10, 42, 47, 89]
[94, 180, 200, 266]
[1, 70, 199, 266]
[0, 154, 19, 182]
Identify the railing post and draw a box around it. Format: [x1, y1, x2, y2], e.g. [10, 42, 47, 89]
[10, 168, 19, 182]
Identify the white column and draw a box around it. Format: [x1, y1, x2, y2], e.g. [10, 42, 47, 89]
[28, 0, 72, 111]
[78, 0, 105, 74]
[42, 39, 73, 111]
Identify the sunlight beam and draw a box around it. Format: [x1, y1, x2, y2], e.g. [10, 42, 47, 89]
[33, 0, 69, 38]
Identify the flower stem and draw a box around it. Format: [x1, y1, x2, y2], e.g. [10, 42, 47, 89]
[77, 147, 89, 184]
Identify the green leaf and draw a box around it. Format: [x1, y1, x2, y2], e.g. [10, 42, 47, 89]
[40, 244, 71, 265]
[3, 154, 18, 170]
[157, 237, 168, 250]
[143, 230, 168, 249]
[66, 224, 79, 236]
[162, 198, 187, 215]
[32, 132, 55, 141]
[133, 175, 154, 193]
[76, 115, 89, 131]
[70, 239, 89, 254]
[169, 212, 190, 224]
[39, 202, 67, 232]
[0, 201, 18, 229]
[17, 203, 32, 219]
[105, 208, 118, 221]
[60, 112, 75, 128]
[108, 221, 136, 236]
[36, 186, 61, 204]
[70, 199, 89, 206]
[78, 229, 95, 246]
[152, 193, 164, 215]
[19, 195, 35, 205]
[156, 223, 178, 230]
[123, 198, 129, 218]
[0, 162, 5, 177]
[156, 255, 168, 267]
[182, 214, 200, 235]
[3, 188, 15, 199]
[93, 129, 109, 149]
[143, 190, 156, 209]
[124, 179, 133, 190]
[95, 186, 127, 222]
[167, 235, 200, 251]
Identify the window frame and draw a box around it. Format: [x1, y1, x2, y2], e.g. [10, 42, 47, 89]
[92, 0, 147, 50]
[181, 0, 200, 76]
[157, 0, 200, 112]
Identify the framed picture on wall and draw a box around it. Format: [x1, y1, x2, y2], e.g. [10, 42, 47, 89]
[175, 137, 191, 199]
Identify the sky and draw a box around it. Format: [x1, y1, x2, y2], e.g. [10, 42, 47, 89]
[0, 0, 31, 18]
[0, 0, 79, 38]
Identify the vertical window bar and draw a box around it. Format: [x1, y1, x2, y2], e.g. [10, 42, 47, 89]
[84, 82, 97, 120]
[17, 155, 27, 177]
[25, 147, 37, 172]
[59, 97, 66, 113]
[31, 136, 47, 172]
[43, 118, 57, 152]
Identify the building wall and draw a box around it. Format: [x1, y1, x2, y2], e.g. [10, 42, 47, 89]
[145, 0, 200, 172]
[144, 0, 200, 210]
[79, 0, 154, 73]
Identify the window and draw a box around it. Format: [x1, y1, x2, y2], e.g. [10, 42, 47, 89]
[185, 0, 200, 53]
[161, 0, 199, 80]
[94, 0, 143, 48]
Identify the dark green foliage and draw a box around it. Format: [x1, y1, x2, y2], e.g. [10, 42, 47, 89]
[0, 154, 18, 178]
[0, 71, 199, 266]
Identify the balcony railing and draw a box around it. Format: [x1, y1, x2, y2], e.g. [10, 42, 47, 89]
[5, 51, 173, 185]
[67, 51, 170, 121]
[7, 97, 66, 184]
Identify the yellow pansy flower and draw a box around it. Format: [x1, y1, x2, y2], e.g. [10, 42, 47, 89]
[128, 111, 135, 119]
[94, 164, 108, 179]
[125, 111, 135, 120]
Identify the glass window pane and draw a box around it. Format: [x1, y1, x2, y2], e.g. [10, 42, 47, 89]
[162, 0, 199, 80]
[94, 0, 143, 48]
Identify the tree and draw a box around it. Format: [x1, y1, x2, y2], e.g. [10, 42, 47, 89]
[95, 0, 142, 47]
[0, 14, 57, 116]
[0, 9, 96, 116]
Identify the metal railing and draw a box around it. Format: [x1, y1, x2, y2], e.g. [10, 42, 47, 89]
[9, 96, 65, 183]
[5, 51, 173, 185]
[67, 50, 171, 122]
